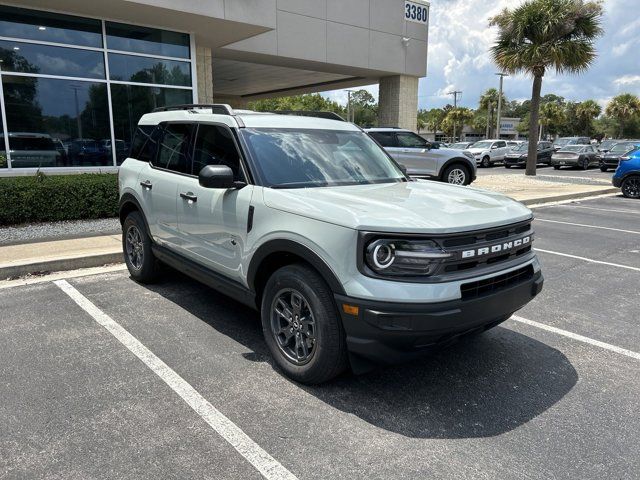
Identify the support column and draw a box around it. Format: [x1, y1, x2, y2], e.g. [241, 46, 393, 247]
[378, 75, 419, 131]
[196, 46, 214, 104]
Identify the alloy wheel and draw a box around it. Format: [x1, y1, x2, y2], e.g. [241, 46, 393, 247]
[270, 289, 316, 365]
[447, 168, 467, 185]
[125, 225, 144, 270]
[622, 177, 640, 198]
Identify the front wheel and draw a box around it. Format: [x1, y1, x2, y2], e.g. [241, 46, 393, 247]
[443, 163, 471, 185]
[481, 156, 491, 168]
[600, 166, 608, 172]
[581, 158, 589, 170]
[261, 264, 348, 384]
[553, 165, 560, 170]
[621, 176, 640, 199]
[504, 164, 512, 169]
[123, 211, 161, 283]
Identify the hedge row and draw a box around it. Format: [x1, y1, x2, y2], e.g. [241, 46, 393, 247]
[0, 173, 119, 225]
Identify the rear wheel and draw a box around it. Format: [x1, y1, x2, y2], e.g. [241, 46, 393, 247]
[621, 176, 640, 199]
[261, 264, 348, 384]
[481, 156, 491, 168]
[581, 157, 589, 170]
[443, 163, 471, 185]
[553, 165, 560, 170]
[122, 211, 161, 283]
[504, 164, 512, 169]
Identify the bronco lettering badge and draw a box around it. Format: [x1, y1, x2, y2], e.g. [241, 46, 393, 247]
[461, 236, 531, 259]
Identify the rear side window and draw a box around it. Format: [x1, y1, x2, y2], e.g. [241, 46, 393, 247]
[154, 123, 194, 174]
[129, 125, 158, 162]
[396, 132, 428, 148]
[192, 124, 244, 180]
[496, 141, 507, 148]
[369, 131, 397, 148]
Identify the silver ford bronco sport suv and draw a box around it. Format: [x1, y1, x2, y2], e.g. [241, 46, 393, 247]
[118, 104, 543, 384]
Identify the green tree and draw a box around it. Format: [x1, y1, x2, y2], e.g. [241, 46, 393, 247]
[478, 88, 506, 137]
[575, 99, 602, 136]
[425, 108, 445, 137]
[442, 108, 474, 139]
[605, 93, 640, 137]
[490, 0, 603, 175]
[540, 102, 566, 138]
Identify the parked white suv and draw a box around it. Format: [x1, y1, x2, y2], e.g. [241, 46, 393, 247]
[365, 128, 477, 185]
[118, 105, 543, 384]
[466, 139, 511, 167]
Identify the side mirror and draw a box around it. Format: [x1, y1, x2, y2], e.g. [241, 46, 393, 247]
[199, 165, 244, 189]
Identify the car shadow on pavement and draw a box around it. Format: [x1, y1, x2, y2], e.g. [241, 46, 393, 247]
[147, 272, 578, 440]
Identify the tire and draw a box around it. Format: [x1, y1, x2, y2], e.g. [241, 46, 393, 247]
[553, 165, 560, 170]
[621, 176, 640, 199]
[600, 166, 608, 172]
[260, 263, 348, 384]
[504, 164, 511, 169]
[481, 156, 491, 168]
[442, 163, 471, 185]
[581, 157, 589, 170]
[122, 211, 161, 283]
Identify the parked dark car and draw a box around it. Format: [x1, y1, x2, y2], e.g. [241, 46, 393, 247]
[598, 141, 640, 172]
[504, 141, 554, 168]
[597, 139, 619, 153]
[67, 139, 110, 166]
[551, 144, 599, 170]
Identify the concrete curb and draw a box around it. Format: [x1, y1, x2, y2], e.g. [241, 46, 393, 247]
[0, 251, 122, 280]
[518, 187, 620, 206]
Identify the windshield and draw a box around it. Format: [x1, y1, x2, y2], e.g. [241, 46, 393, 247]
[554, 138, 572, 147]
[610, 143, 636, 154]
[240, 128, 405, 188]
[512, 143, 529, 152]
[599, 140, 617, 150]
[10, 137, 56, 151]
[560, 146, 583, 153]
[470, 141, 492, 149]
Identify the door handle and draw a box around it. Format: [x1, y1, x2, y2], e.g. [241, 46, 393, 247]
[180, 192, 198, 202]
[140, 180, 152, 190]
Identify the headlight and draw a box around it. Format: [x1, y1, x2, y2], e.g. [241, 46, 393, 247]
[620, 156, 631, 162]
[365, 239, 452, 276]
[463, 151, 474, 160]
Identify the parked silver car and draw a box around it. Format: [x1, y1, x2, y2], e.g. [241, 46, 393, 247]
[366, 128, 477, 185]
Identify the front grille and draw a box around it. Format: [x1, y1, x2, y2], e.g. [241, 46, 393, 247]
[460, 265, 534, 299]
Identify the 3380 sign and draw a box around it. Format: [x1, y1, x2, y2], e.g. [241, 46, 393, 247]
[404, 0, 429, 25]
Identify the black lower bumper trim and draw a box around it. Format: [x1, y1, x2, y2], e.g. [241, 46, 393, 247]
[336, 270, 543, 367]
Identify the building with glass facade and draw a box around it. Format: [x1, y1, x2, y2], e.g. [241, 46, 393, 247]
[0, 1, 429, 175]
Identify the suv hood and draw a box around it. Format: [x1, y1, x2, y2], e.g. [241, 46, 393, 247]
[262, 180, 532, 234]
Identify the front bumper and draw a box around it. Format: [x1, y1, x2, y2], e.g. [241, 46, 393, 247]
[600, 157, 620, 167]
[504, 156, 525, 165]
[612, 176, 623, 187]
[336, 268, 543, 368]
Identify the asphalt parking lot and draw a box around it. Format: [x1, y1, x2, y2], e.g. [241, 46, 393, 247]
[1, 195, 639, 480]
[476, 163, 614, 181]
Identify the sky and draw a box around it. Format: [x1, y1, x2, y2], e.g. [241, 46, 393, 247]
[323, 0, 640, 111]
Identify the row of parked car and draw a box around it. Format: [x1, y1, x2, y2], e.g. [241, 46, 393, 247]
[2, 132, 128, 167]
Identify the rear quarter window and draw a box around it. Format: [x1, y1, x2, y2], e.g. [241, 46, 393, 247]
[130, 125, 159, 162]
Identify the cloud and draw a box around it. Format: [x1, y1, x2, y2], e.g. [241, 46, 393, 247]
[613, 75, 640, 87]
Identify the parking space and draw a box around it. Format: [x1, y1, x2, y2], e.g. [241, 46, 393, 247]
[476, 164, 614, 181]
[1, 195, 639, 479]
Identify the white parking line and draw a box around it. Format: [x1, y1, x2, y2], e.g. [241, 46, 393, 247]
[536, 218, 640, 235]
[511, 315, 640, 361]
[535, 248, 640, 272]
[54, 279, 298, 480]
[549, 204, 640, 215]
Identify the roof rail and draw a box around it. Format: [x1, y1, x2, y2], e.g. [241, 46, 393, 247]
[152, 104, 235, 115]
[270, 110, 346, 121]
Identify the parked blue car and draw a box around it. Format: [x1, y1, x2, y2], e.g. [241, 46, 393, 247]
[612, 143, 640, 198]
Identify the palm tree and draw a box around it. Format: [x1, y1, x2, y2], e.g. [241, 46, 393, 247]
[605, 94, 640, 137]
[576, 100, 601, 137]
[540, 102, 566, 139]
[425, 108, 445, 137]
[490, 0, 603, 175]
[478, 88, 505, 138]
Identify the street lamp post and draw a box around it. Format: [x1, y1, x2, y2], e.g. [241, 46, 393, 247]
[495, 73, 508, 140]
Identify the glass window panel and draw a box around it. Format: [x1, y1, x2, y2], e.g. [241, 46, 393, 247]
[193, 124, 243, 180]
[0, 40, 105, 79]
[156, 123, 193, 174]
[110, 84, 192, 164]
[2, 75, 111, 168]
[106, 22, 190, 59]
[0, 5, 102, 48]
[396, 132, 427, 148]
[130, 125, 159, 163]
[108, 53, 191, 86]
